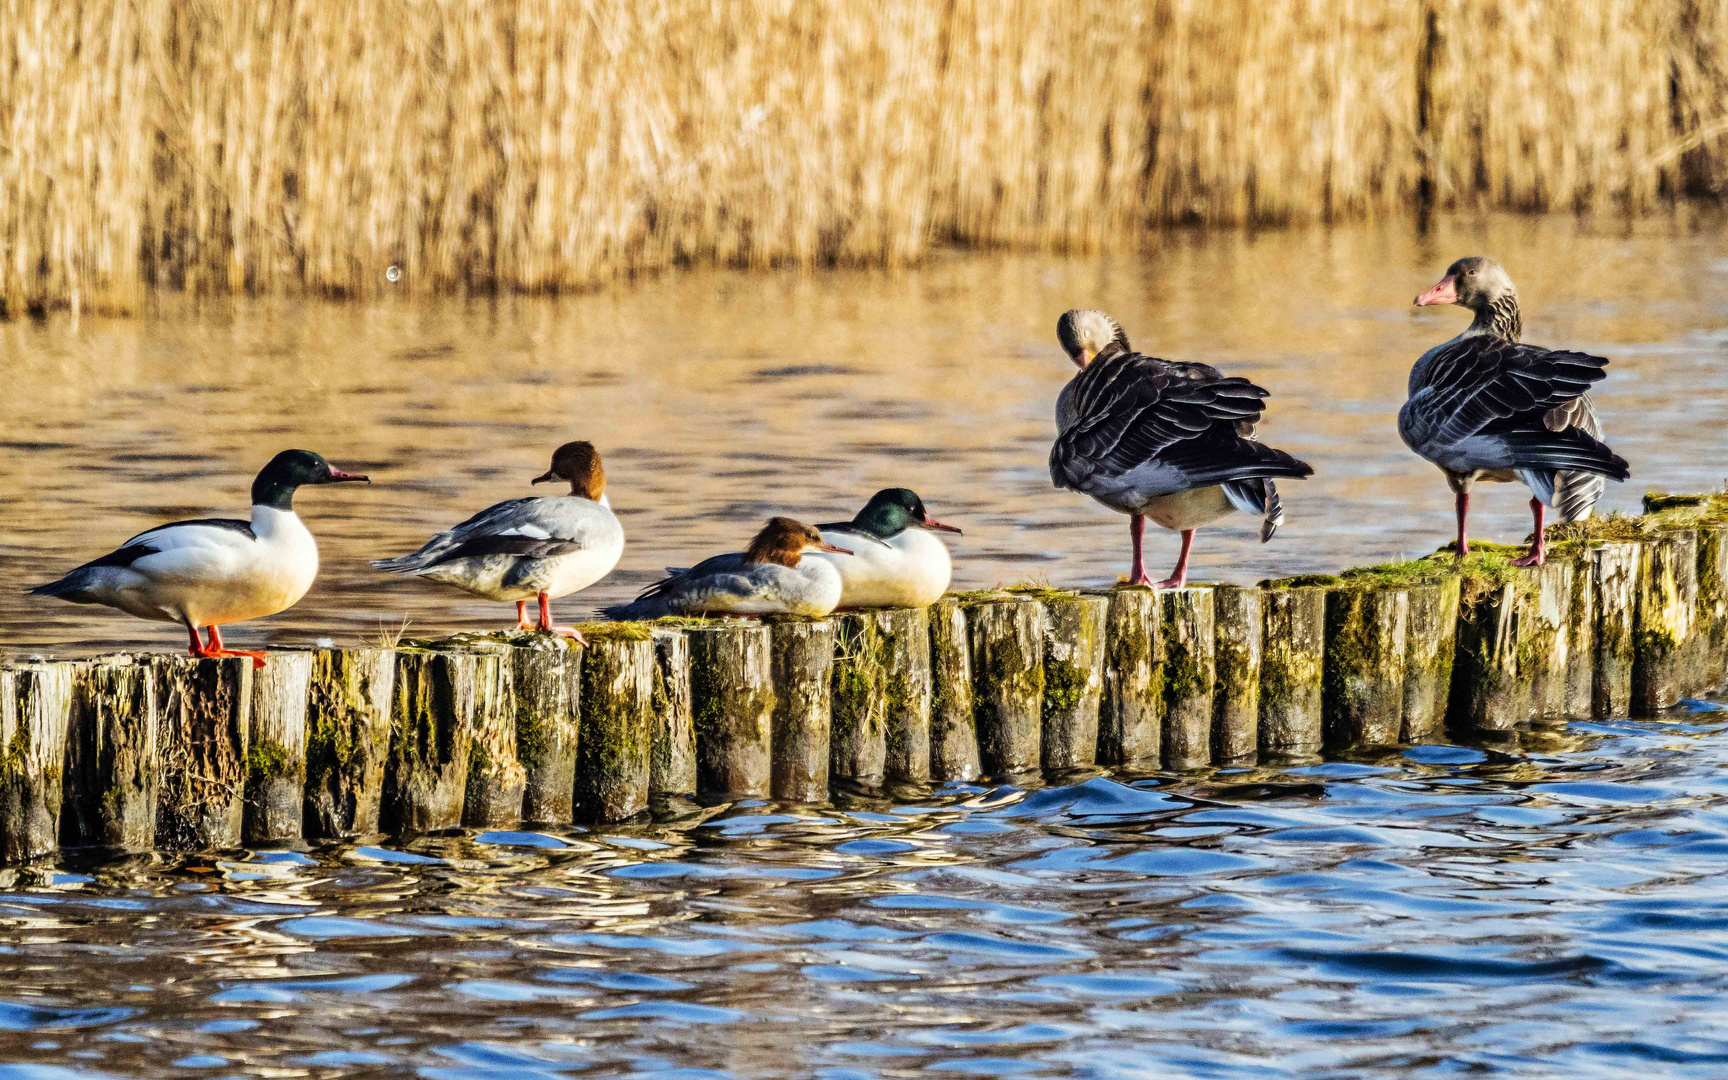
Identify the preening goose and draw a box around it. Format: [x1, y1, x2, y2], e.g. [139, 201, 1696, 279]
[805, 488, 961, 608]
[373, 441, 624, 643]
[1403, 257, 1629, 565]
[1049, 309, 1314, 589]
[603, 517, 850, 619]
[29, 449, 369, 666]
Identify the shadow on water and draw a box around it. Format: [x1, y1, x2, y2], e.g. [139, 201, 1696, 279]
[0, 708, 1726, 1076]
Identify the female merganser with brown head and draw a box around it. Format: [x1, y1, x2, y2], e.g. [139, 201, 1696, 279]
[806, 488, 961, 608]
[603, 517, 850, 619]
[372, 441, 624, 643]
[29, 449, 369, 666]
[1403, 256, 1629, 566]
[1049, 309, 1314, 589]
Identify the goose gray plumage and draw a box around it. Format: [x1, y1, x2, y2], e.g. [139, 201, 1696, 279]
[1050, 309, 1314, 589]
[1403, 256, 1629, 566]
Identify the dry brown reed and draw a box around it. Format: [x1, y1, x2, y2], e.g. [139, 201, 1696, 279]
[2, 0, 1724, 317]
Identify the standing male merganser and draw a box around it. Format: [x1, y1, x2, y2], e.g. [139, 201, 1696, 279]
[29, 449, 369, 666]
[1049, 309, 1314, 589]
[1403, 256, 1629, 566]
[805, 488, 961, 608]
[602, 517, 851, 619]
[372, 441, 624, 643]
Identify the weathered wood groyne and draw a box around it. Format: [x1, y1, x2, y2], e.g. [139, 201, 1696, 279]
[2, 493, 1724, 862]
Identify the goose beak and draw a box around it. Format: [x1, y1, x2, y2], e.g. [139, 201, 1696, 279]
[816, 542, 854, 555]
[1415, 275, 1458, 306]
[918, 518, 962, 534]
[324, 467, 370, 483]
[531, 470, 557, 484]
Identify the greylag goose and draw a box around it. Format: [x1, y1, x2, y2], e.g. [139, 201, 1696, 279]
[1403, 257, 1629, 565]
[1049, 310, 1314, 589]
[373, 441, 625, 643]
[806, 488, 962, 608]
[29, 449, 369, 666]
[603, 517, 851, 619]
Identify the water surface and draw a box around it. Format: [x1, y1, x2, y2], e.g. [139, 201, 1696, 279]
[3, 213, 1725, 653]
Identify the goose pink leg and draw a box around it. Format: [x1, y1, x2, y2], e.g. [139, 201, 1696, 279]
[1455, 492, 1470, 559]
[1511, 497, 1547, 567]
[1127, 513, 1153, 587]
[1153, 528, 1196, 590]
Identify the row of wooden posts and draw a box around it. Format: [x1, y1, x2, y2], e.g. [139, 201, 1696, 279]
[0, 499, 1723, 863]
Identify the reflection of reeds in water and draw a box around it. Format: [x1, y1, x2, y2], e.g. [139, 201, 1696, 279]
[3, 0, 1726, 317]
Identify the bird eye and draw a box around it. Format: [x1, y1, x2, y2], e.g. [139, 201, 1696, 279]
[1467, 269, 1477, 277]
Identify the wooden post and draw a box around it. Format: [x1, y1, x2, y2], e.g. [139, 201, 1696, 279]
[512, 643, 581, 825]
[304, 648, 394, 839]
[62, 656, 157, 852]
[1695, 524, 1728, 692]
[1259, 587, 1326, 758]
[461, 651, 522, 828]
[1635, 531, 1700, 713]
[1159, 588, 1215, 769]
[1324, 587, 1407, 748]
[1449, 578, 1529, 732]
[244, 650, 312, 844]
[0, 663, 73, 862]
[383, 651, 476, 834]
[1041, 593, 1106, 770]
[964, 597, 1046, 775]
[829, 613, 887, 786]
[1562, 551, 1598, 719]
[152, 656, 252, 850]
[1593, 542, 1640, 719]
[879, 608, 933, 784]
[1401, 579, 1459, 742]
[1099, 588, 1160, 766]
[575, 633, 654, 821]
[928, 598, 981, 782]
[1531, 560, 1576, 719]
[769, 620, 834, 802]
[1211, 585, 1261, 764]
[689, 625, 774, 799]
[649, 629, 697, 799]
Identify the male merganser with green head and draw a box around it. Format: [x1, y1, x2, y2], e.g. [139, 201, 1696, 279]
[372, 441, 625, 642]
[30, 449, 369, 666]
[806, 488, 961, 608]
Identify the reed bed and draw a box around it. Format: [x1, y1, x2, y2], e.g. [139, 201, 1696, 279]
[2, 0, 1725, 317]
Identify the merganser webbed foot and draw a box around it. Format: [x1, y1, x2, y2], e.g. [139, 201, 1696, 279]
[1403, 257, 1629, 560]
[30, 449, 369, 663]
[1049, 309, 1313, 590]
[373, 441, 624, 637]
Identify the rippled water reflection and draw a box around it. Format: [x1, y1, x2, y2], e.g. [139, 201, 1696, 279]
[0, 712, 1724, 1076]
[3, 212, 1726, 652]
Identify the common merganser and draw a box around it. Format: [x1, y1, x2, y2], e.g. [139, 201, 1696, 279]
[1404, 257, 1629, 566]
[28, 449, 369, 666]
[372, 441, 624, 643]
[805, 488, 961, 608]
[1049, 309, 1314, 589]
[603, 517, 851, 619]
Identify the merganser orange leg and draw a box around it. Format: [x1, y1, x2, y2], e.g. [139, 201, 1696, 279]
[538, 592, 588, 646]
[514, 599, 534, 631]
[204, 625, 269, 668]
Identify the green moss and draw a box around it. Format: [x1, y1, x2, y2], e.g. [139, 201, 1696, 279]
[1262, 573, 1341, 589]
[1042, 659, 1088, 716]
[1004, 583, 1078, 603]
[570, 621, 654, 642]
[246, 740, 295, 783]
[951, 588, 1016, 605]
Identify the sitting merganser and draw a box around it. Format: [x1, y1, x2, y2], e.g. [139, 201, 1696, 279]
[1049, 309, 1314, 589]
[603, 517, 851, 619]
[29, 449, 369, 666]
[805, 488, 961, 608]
[1404, 256, 1629, 566]
[372, 441, 624, 642]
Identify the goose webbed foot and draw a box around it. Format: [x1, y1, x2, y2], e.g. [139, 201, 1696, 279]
[1510, 497, 1546, 568]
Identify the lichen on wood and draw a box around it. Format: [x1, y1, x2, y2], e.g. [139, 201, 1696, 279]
[305, 648, 394, 838]
[965, 597, 1046, 775]
[575, 636, 653, 821]
[244, 650, 311, 844]
[62, 656, 157, 852]
[1258, 587, 1324, 758]
[1323, 587, 1407, 748]
[1099, 587, 1162, 767]
[152, 655, 251, 850]
[688, 626, 774, 799]
[1401, 577, 1460, 742]
[1211, 585, 1261, 763]
[1158, 588, 1215, 769]
[928, 597, 981, 782]
[0, 663, 73, 863]
[769, 619, 835, 802]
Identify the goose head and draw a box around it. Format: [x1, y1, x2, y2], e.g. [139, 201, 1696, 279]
[1056, 309, 1130, 369]
[1415, 256, 1517, 313]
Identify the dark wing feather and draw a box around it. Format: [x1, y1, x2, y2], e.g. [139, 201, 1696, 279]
[1412, 337, 1609, 447]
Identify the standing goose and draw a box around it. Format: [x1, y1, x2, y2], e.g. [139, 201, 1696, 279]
[806, 488, 962, 608]
[372, 441, 624, 643]
[602, 517, 851, 619]
[1049, 309, 1314, 589]
[1403, 257, 1629, 565]
[29, 449, 369, 665]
